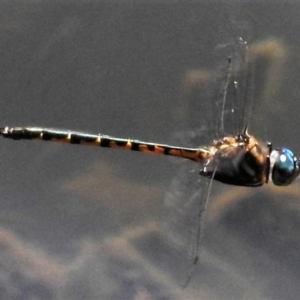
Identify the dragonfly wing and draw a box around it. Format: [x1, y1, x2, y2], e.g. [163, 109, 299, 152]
[163, 162, 212, 285]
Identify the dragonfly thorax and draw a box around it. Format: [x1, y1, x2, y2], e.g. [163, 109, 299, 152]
[200, 134, 269, 187]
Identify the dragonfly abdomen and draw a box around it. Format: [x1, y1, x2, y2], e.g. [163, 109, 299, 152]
[0, 126, 211, 162]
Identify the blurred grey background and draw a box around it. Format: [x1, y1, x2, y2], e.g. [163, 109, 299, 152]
[0, 1, 300, 299]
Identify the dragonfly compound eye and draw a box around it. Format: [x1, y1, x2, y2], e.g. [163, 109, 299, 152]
[270, 148, 300, 186]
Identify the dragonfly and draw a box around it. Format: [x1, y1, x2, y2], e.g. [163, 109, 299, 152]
[1, 40, 298, 188]
[0, 125, 299, 187]
[0, 38, 299, 285]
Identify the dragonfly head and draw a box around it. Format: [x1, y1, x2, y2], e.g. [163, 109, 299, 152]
[270, 148, 300, 186]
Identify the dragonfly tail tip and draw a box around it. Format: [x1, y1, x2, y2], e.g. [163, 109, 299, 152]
[0, 127, 9, 136]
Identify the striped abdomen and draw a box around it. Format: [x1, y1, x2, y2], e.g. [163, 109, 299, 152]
[0, 127, 211, 162]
